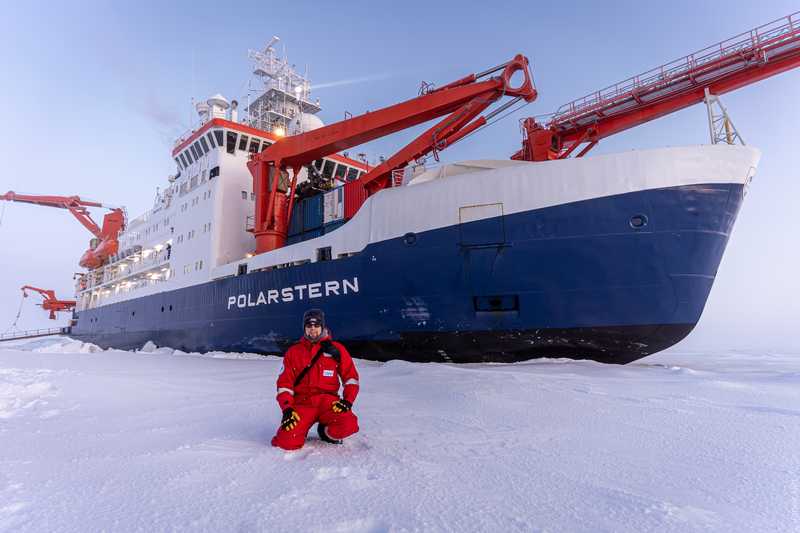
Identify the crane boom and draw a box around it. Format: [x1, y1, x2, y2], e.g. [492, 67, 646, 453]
[248, 55, 536, 253]
[514, 11, 800, 161]
[21, 285, 76, 320]
[2, 191, 126, 269]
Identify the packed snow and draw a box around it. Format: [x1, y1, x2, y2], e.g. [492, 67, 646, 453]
[0, 337, 798, 532]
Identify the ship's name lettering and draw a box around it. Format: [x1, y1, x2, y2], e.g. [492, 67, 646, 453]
[226, 277, 359, 310]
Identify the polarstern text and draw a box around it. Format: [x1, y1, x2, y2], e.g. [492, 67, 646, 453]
[226, 277, 359, 310]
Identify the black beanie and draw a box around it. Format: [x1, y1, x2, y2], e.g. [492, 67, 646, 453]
[303, 308, 325, 328]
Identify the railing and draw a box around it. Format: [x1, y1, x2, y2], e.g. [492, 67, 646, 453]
[550, 12, 800, 127]
[77, 247, 171, 293]
[0, 327, 67, 342]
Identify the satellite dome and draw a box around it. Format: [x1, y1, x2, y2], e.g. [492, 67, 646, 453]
[289, 113, 325, 135]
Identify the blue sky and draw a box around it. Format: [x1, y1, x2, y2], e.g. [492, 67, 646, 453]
[1, 1, 798, 349]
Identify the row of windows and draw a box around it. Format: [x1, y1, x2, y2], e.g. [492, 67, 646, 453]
[182, 260, 204, 274]
[226, 131, 272, 156]
[180, 189, 211, 213]
[174, 222, 210, 244]
[179, 166, 216, 197]
[313, 158, 364, 183]
[174, 129, 366, 186]
[123, 214, 171, 245]
[175, 130, 225, 171]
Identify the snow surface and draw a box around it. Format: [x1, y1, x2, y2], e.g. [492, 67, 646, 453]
[0, 337, 798, 532]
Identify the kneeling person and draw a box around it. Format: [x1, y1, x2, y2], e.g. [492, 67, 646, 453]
[271, 309, 360, 450]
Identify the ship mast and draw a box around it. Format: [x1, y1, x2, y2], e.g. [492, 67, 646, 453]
[246, 36, 321, 136]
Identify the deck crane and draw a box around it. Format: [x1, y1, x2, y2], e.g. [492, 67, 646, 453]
[513, 12, 800, 162]
[20, 286, 76, 320]
[248, 54, 537, 253]
[1, 192, 125, 269]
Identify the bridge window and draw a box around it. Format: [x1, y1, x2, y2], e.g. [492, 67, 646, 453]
[226, 131, 237, 154]
[206, 132, 216, 148]
[238, 134, 249, 151]
[184, 149, 193, 165]
[248, 138, 260, 153]
[199, 136, 210, 154]
[322, 160, 335, 179]
[346, 167, 359, 181]
[314, 159, 324, 171]
[214, 130, 224, 147]
[190, 144, 199, 160]
[334, 164, 347, 181]
[174, 157, 182, 170]
[195, 140, 206, 156]
[179, 153, 189, 167]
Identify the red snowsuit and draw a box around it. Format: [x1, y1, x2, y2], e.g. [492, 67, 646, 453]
[271, 335, 360, 450]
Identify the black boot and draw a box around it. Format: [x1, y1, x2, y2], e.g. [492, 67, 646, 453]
[317, 423, 343, 444]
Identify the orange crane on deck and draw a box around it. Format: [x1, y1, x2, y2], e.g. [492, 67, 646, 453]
[247, 54, 537, 253]
[1, 192, 125, 269]
[20, 285, 76, 320]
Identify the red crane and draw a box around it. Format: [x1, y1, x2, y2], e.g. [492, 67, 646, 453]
[513, 11, 800, 161]
[21, 286, 76, 320]
[1, 191, 126, 269]
[248, 55, 537, 253]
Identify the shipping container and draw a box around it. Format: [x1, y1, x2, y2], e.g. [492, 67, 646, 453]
[288, 199, 304, 236]
[344, 181, 368, 219]
[303, 193, 324, 231]
[323, 186, 344, 223]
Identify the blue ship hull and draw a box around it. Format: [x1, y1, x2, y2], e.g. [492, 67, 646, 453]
[69, 182, 744, 364]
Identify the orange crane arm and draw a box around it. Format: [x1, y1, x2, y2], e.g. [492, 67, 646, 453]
[2, 191, 126, 269]
[514, 11, 800, 161]
[248, 54, 537, 254]
[21, 285, 76, 320]
[2, 191, 107, 237]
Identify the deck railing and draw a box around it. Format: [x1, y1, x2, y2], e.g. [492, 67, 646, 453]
[0, 327, 67, 342]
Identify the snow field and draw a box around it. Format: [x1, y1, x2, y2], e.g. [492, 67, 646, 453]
[0, 337, 799, 532]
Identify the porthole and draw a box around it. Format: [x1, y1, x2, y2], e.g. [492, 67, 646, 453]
[169, 305, 173, 311]
[161, 306, 165, 312]
[629, 214, 648, 229]
[403, 232, 417, 245]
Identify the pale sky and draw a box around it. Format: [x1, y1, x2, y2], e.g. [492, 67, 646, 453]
[1, 0, 798, 350]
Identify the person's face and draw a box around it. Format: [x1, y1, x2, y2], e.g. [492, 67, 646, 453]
[304, 322, 322, 340]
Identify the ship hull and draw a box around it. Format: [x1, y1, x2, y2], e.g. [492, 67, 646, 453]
[70, 181, 744, 364]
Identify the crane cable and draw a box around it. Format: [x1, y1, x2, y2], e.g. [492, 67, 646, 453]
[417, 99, 534, 167]
[3, 291, 27, 335]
